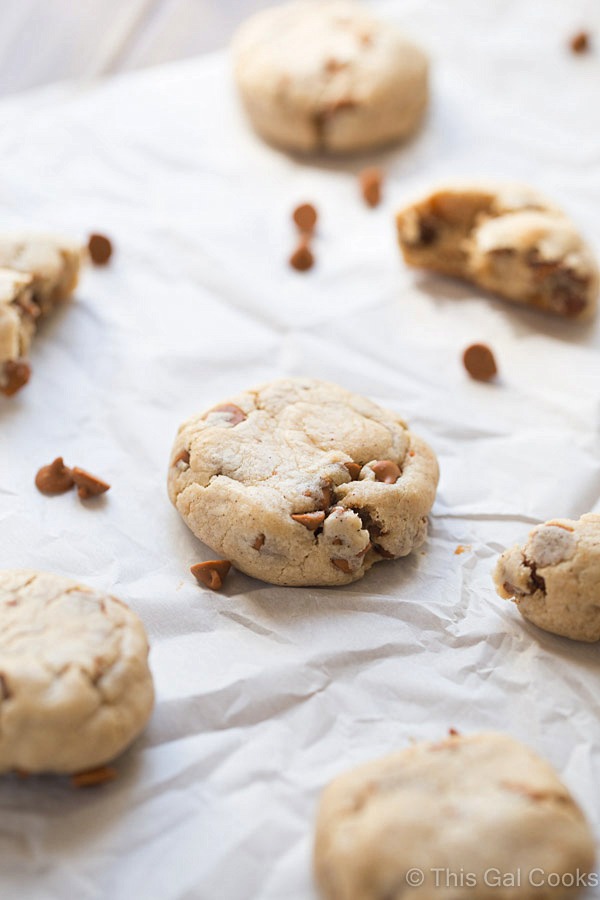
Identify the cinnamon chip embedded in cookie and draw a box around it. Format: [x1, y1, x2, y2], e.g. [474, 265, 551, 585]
[396, 182, 599, 320]
[494, 513, 600, 642]
[168, 377, 439, 587]
[314, 731, 596, 900]
[232, 1, 428, 154]
[0, 570, 154, 775]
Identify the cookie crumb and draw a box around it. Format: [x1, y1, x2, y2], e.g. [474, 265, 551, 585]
[462, 344, 497, 382]
[359, 167, 383, 207]
[71, 766, 117, 788]
[88, 233, 113, 265]
[454, 544, 471, 556]
[570, 31, 590, 53]
[191, 560, 232, 591]
[290, 239, 314, 272]
[35, 457, 75, 495]
[293, 203, 318, 234]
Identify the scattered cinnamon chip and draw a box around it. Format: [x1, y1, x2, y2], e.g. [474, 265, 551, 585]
[291, 511, 326, 531]
[35, 457, 75, 495]
[371, 460, 401, 484]
[1, 359, 31, 396]
[190, 560, 231, 591]
[359, 167, 383, 208]
[71, 765, 117, 788]
[252, 534, 265, 551]
[71, 467, 111, 500]
[88, 233, 113, 265]
[448, 727, 460, 736]
[293, 203, 318, 234]
[570, 31, 590, 53]
[290, 239, 314, 272]
[463, 343, 498, 382]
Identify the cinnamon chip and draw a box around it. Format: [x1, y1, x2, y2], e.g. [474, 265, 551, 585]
[291, 511, 326, 531]
[290, 239, 314, 272]
[344, 462, 362, 480]
[71, 766, 117, 788]
[293, 203, 318, 234]
[35, 457, 75, 495]
[359, 167, 383, 208]
[331, 558, 352, 573]
[88, 233, 113, 265]
[570, 31, 590, 53]
[71, 467, 111, 500]
[371, 460, 401, 484]
[1, 360, 31, 397]
[173, 449, 190, 466]
[210, 403, 247, 426]
[463, 343, 498, 382]
[252, 534, 265, 550]
[190, 560, 231, 591]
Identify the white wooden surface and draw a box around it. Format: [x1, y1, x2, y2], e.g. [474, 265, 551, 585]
[0, 0, 274, 97]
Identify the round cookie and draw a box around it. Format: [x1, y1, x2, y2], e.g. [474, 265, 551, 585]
[314, 731, 595, 900]
[168, 377, 439, 587]
[0, 570, 154, 775]
[494, 513, 600, 642]
[232, 0, 428, 154]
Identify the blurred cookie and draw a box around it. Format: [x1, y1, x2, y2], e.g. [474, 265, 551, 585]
[0, 570, 154, 774]
[233, 0, 428, 154]
[396, 182, 598, 319]
[314, 731, 595, 900]
[168, 377, 438, 586]
[0, 234, 83, 396]
[494, 514, 600, 642]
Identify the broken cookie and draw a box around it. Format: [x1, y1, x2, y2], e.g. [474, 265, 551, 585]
[494, 513, 600, 642]
[396, 182, 598, 320]
[0, 234, 83, 396]
[168, 377, 439, 587]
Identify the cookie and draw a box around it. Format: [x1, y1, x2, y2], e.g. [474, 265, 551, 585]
[396, 182, 598, 319]
[0, 570, 154, 774]
[168, 378, 439, 586]
[0, 268, 37, 395]
[494, 514, 600, 642]
[314, 731, 595, 900]
[232, 0, 428, 154]
[0, 234, 83, 396]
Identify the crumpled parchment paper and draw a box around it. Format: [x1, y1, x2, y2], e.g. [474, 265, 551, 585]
[0, 1, 599, 897]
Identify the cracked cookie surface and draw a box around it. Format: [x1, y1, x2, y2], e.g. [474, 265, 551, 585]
[314, 731, 595, 900]
[396, 182, 598, 319]
[494, 514, 600, 642]
[0, 570, 154, 774]
[168, 377, 439, 586]
[233, 0, 428, 154]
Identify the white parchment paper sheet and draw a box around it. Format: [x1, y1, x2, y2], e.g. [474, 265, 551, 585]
[0, 1, 599, 897]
